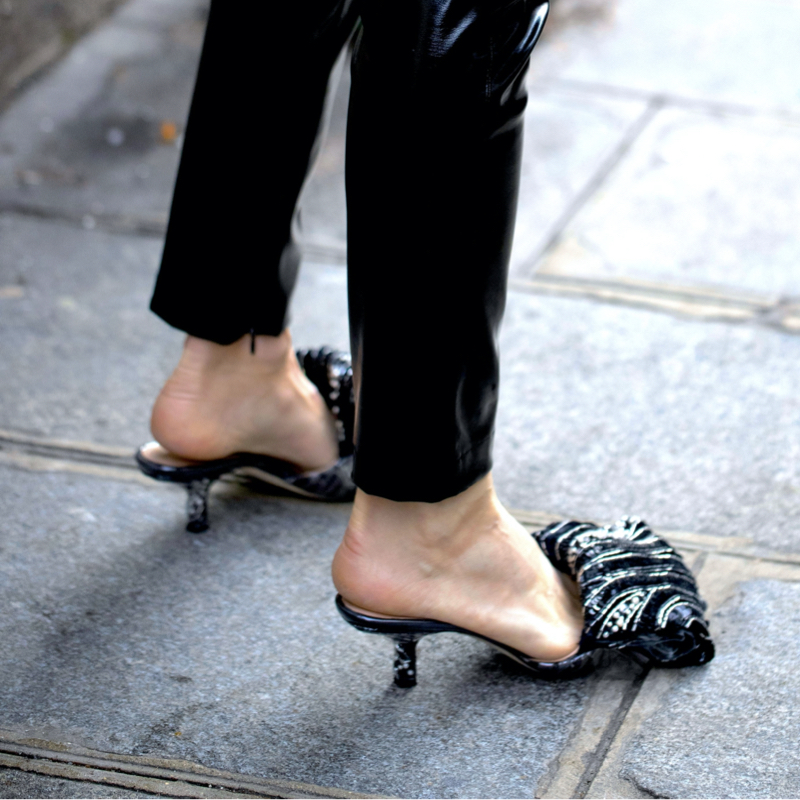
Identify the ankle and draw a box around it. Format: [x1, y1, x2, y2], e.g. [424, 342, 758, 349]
[333, 477, 585, 661]
[150, 328, 340, 468]
[346, 475, 499, 550]
[332, 476, 505, 613]
[181, 329, 294, 374]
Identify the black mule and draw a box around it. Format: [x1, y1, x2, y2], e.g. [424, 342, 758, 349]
[136, 348, 356, 532]
[336, 516, 714, 687]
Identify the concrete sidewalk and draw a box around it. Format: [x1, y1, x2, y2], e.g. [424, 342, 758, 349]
[1, 0, 800, 797]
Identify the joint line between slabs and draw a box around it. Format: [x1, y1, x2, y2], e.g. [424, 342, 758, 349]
[510, 272, 780, 309]
[0, 754, 249, 800]
[575, 667, 651, 799]
[508, 275, 800, 334]
[523, 98, 663, 276]
[536, 77, 800, 123]
[0, 430, 137, 470]
[0, 741, 381, 800]
[6, 432, 800, 566]
[0, 200, 167, 238]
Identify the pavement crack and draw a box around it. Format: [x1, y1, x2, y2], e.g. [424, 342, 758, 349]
[626, 775, 669, 799]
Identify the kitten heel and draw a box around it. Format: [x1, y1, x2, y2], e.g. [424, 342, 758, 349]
[186, 478, 212, 533]
[335, 593, 597, 687]
[135, 347, 356, 534]
[390, 634, 422, 688]
[336, 595, 458, 688]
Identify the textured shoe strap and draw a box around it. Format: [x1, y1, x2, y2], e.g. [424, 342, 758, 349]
[296, 348, 355, 458]
[534, 516, 715, 667]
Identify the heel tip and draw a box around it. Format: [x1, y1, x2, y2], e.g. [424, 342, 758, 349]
[186, 520, 209, 533]
[394, 675, 416, 688]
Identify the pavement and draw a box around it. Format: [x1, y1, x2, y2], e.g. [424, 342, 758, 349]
[1, 0, 800, 797]
[0, 0, 126, 111]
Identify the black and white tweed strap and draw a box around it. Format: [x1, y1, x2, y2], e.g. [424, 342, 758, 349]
[295, 347, 355, 459]
[534, 516, 715, 667]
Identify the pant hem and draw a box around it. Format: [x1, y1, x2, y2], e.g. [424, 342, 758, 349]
[352, 436, 493, 502]
[149, 299, 286, 345]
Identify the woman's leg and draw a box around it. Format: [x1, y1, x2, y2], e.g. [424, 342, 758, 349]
[147, 0, 358, 469]
[347, 0, 547, 501]
[151, 0, 358, 343]
[333, 0, 583, 659]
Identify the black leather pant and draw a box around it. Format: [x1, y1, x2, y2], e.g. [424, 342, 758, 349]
[150, 0, 549, 502]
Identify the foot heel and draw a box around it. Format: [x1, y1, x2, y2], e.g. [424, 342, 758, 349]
[186, 478, 211, 533]
[391, 634, 421, 688]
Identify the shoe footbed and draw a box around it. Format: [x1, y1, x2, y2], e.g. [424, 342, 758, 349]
[138, 441, 204, 468]
[340, 597, 581, 662]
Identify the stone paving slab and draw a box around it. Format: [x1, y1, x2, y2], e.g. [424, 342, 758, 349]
[0, 214, 348, 449]
[511, 85, 646, 277]
[531, 0, 800, 113]
[0, 213, 179, 447]
[535, 106, 800, 297]
[494, 288, 800, 553]
[0, 464, 596, 799]
[0, 0, 207, 228]
[0, 0, 126, 110]
[611, 578, 800, 799]
[115, 0, 208, 29]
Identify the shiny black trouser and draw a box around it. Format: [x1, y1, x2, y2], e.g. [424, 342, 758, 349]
[150, 0, 549, 502]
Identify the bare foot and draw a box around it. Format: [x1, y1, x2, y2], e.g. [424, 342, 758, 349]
[149, 330, 340, 471]
[332, 475, 583, 662]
